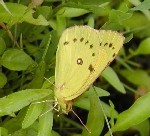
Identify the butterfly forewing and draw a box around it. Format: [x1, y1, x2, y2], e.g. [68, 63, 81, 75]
[55, 26, 100, 99]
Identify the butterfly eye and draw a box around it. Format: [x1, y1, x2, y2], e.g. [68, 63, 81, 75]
[77, 58, 83, 65]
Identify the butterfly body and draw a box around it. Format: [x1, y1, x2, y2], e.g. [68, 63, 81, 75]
[55, 26, 125, 114]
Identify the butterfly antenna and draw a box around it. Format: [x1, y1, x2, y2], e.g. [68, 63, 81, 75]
[71, 109, 91, 133]
[40, 101, 58, 117]
[44, 77, 56, 89]
[32, 100, 56, 104]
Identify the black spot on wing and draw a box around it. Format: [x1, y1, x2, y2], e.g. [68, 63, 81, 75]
[88, 64, 95, 72]
[109, 43, 113, 47]
[92, 53, 95, 56]
[113, 53, 116, 57]
[90, 44, 93, 49]
[64, 41, 69, 45]
[108, 43, 115, 50]
[100, 42, 102, 46]
[104, 43, 108, 46]
[73, 38, 77, 42]
[77, 58, 83, 65]
[80, 37, 84, 42]
[85, 40, 89, 45]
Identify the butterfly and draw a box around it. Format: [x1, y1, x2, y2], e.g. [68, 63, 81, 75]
[54, 25, 125, 114]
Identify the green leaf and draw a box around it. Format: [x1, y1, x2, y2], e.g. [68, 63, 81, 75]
[56, 7, 89, 17]
[112, 92, 150, 131]
[2, 108, 27, 133]
[0, 0, 12, 15]
[133, 119, 150, 136]
[74, 98, 118, 118]
[102, 9, 132, 30]
[130, 0, 150, 11]
[1, 49, 36, 71]
[27, 61, 46, 89]
[11, 129, 26, 136]
[0, 37, 6, 55]
[0, 127, 8, 136]
[81, 86, 110, 98]
[0, 89, 52, 116]
[102, 66, 126, 94]
[56, 15, 66, 36]
[82, 94, 104, 136]
[22, 103, 44, 129]
[134, 37, 150, 55]
[0, 72, 7, 88]
[38, 107, 53, 136]
[119, 69, 150, 90]
[0, 2, 48, 27]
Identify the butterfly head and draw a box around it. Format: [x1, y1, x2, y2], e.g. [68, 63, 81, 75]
[55, 97, 72, 114]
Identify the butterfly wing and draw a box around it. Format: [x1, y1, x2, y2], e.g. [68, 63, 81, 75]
[55, 26, 124, 112]
[55, 26, 99, 98]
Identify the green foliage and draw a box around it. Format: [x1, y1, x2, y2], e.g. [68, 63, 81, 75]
[0, 0, 150, 136]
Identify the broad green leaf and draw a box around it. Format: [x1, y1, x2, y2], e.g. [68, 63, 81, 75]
[134, 37, 150, 55]
[56, 7, 89, 17]
[74, 98, 118, 118]
[24, 43, 39, 58]
[119, 69, 150, 90]
[56, 15, 66, 36]
[2, 108, 28, 133]
[22, 103, 44, 129]
[133, 119, 150, 136]
[1, 49, 36, 71]
[0, 2, 48, 27]
[102, 9, 132, 30]
[36, 6, 53, 19]
[112, 92, 150, 131]
[109, 9, 132, 23]
[0, 89, 52, 116]
[130, 0, 150, 11]
[38, 106, 53, 136]
[11, 129, 27, 136]
[102, 66, 126, 94]
[71, 0, 109, 5]
[82, 94, 104, 136]
[27, 61, 46, 89]
[82, 86, 110, 98]
[0, 0, 12, 15]
[0, 127, 8, 136]
[0, 72, 7, 88]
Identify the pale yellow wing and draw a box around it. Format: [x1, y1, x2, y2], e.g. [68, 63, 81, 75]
[55, 26, 124, 103]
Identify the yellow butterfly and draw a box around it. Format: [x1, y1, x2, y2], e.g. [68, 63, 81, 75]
[55, 25, 125, 114]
